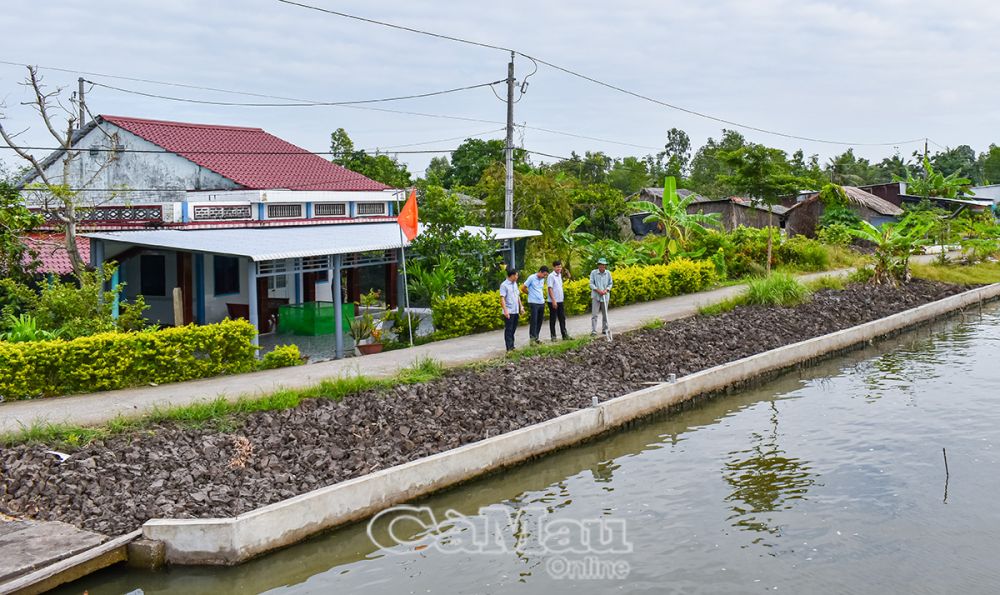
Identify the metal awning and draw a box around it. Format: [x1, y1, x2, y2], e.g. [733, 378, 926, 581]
[84, 223, 541, 262]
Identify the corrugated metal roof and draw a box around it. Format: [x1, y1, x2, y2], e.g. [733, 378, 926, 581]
[84, 223, 541, 262]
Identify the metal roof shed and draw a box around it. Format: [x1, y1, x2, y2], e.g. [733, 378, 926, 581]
[85, 223, 541, 358]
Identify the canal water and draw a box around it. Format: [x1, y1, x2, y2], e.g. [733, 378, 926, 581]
[60, 303, 1000, 594]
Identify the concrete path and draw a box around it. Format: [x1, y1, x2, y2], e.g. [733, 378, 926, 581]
[0, 266, 889, 435]
[0, 517, 106, 585]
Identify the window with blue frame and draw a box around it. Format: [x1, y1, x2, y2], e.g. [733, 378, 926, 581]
[214, 255, 240, 295]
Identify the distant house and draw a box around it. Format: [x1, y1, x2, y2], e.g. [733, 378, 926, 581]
[628, 188, 787, 235]
[967, 184, 1000, 204]
[784, 186, 903, 237]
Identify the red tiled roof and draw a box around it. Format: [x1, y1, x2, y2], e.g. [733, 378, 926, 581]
[24, 234, 90, 275]
[100, 115, 390, 192]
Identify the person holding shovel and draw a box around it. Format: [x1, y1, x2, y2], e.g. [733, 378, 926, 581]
[589, 258, 613, 337]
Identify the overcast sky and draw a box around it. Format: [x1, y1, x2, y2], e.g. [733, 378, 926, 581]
[3, 0, 1000, 177]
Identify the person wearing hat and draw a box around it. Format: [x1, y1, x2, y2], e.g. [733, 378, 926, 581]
[499, 267, 523, 351]
[589, 258, 613, 337]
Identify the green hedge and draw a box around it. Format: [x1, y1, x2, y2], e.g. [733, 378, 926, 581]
[433, 259, 717, 336]
[0, 319, 258, 400]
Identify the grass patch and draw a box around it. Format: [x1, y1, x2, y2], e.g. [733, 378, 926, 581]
[641, 318, 666, 330]
[700, 272, 813, 316]
[910, 261, 1000, 285]
[805, 275, 847, 292]
[505, 336, 592, 362]
[0, 359, 442, 448]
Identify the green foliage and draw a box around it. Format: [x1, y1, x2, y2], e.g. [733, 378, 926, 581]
[743, 273, 811, 307]
[409, 220, 504, 295]
[817, 223, 856, 246]
[31, 264, 149, 339]
[701, 273, 811, 315]
[0, 180, 43, 279]
[416, 184, 469, 226]
[433, 260, 717, 335]
[0, 278, 37, 325]
[260, 344, 303, 370]
[687, 129, 748, 198]
[849, 221, 930, 285]
[847, 266, 876, 285]
[910, 261, 1000, 285]
[330, 128, 412, 187]
[348, 312, 377, 344]
[448, 138, 526, 188]
[394, 356, 446, 384]
[505, 336, 591, 361]
[776, 236, 830, 271]
[805, 275, 847, 292]
[0, 314, 61, 342]
[408, 259, 456, 306]
[895, 156, 975, 199]
[627, 176, 722, 263]
[957, 217, 1000, 263]
[0, 319, 258, 400]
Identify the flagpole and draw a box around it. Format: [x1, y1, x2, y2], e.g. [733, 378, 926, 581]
[396, 190, 415, 348]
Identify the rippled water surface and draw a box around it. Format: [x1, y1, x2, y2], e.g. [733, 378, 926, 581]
[62, 304, 1000, 594]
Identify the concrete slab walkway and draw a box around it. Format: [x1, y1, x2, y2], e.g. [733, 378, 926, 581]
[0, 267, 874, 435]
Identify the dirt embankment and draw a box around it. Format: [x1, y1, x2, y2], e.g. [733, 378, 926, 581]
[0, 280, 966, 536]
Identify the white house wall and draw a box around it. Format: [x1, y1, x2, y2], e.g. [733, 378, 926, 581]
[26, 122, 240, 207]
[203, 255, 250, 324]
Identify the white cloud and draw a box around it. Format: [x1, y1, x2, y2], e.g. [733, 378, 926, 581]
[2, 0, 999, 175]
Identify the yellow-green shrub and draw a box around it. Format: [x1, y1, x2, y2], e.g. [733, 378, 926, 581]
[261, 344, 303, 370]
[433, 260, 718, 335]
[0, 319, 258, 400]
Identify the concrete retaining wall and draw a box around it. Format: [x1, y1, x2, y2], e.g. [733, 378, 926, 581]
[144, 283, 1000, 565]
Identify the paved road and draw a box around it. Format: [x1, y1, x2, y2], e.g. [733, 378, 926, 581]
[0, 267, 876, 434]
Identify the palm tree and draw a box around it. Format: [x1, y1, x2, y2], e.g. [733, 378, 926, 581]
[627, 176, 721, 263]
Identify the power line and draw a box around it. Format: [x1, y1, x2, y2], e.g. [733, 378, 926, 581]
[273, 0, 513, 53]
[2, 146, 461, 156]
[273, 0, 931, 148]
[86, 78, 505, 107]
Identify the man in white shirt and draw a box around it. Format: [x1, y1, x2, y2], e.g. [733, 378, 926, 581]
[499, 268, 523, 351]
[546, 260, 571, 341]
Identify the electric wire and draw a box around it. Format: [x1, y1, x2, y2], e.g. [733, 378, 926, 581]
[272, 0, 931, 147]
[85, 78, 505, 107]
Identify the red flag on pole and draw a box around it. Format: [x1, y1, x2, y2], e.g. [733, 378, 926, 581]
[397, 189, 419, 241]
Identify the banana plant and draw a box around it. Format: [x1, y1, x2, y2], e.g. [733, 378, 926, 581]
[627, 176, 721, 263]
[849, 221, 930, 285]
[558, 215, 595, 275]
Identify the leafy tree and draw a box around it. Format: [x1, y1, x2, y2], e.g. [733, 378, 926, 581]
[0, 178, 42, 280]
[570, 182, 626, 240]
[876, 153, 913, 182]
[720, 144, 803, 273]
[415, 183, 468, 226]
[930, 145, 979, 184]
[659, 127, 692, 179]
[688, 129, 747, 198]
[448, 138, 527, 188]
[788, 150, 826, 189]
[978, 144, 1000, 184]
[408, 220, 504, 295]
[825, 149, 881, 186]
[627, 176, 721, 263]
[552, 151, 612, 185]
[475, 164, 575, 257]
[329, 128, 412, 188]
[424, 156, 453, 187]
[607, 156, 651, 195]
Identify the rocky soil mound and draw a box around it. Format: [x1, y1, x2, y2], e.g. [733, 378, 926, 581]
[0, 280, 966, 535]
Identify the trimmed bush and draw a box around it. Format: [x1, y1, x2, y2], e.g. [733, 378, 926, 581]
[261, 344, 303, 370]
[777, 236, 830, 271]
[433, 260, 718, 336]
[0, 319, 258, 400]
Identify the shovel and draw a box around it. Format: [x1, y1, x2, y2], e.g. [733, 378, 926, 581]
[602, 292, 613, 342]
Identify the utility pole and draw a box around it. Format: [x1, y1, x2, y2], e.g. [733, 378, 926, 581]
[504, 51, 515, 230]
[78, 77, 86, 128]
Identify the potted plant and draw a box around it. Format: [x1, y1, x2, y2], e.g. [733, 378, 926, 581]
[349, 312, 384, 355]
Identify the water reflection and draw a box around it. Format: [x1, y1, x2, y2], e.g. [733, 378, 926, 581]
[723, 402, 817, 545]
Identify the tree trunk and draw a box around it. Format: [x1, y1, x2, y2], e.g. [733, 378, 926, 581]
[63, 201, 86, 276]
[766, 205, 774, 275]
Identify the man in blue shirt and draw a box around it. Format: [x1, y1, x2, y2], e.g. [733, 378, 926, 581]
[522, 265, 549, 344]
[499, 268, 523, 352]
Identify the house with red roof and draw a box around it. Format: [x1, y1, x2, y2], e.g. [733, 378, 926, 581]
[22, 115, 538, 359]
